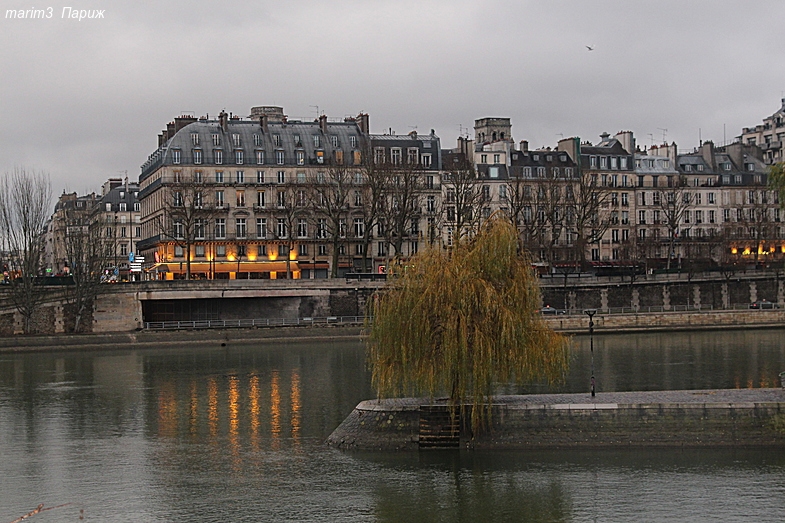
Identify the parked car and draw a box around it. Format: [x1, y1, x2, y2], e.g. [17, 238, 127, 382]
[749, 300, 778, 310]
[540, 306, 566, 315]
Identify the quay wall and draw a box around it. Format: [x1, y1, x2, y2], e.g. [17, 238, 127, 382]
[2, 273, 785, 335]
[327, 392, 785, 451]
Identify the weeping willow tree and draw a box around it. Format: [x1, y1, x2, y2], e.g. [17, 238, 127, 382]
[367, 216, 569, 433]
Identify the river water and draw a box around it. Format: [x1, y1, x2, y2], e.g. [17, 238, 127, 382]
[1, 329, 785, 522]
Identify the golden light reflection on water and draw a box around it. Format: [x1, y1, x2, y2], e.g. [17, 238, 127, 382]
[189, 380, 198, 436]
[157, 381, 178, 438]
[228, 375, 241, 467]
[270, 370, 281, 449]
[290, 369, 301, 445]
[151, 366, 312, 450]
[249, 374, 261, 450]
[208, 377, 218, 441]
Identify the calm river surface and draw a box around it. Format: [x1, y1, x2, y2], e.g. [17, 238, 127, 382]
[2, 329, 785, 522]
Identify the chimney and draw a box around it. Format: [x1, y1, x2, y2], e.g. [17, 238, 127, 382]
[599, 132, 610, 142]
[218, 110, 228, 132]
[356, 112, 370, 134]
[260, 115, 268, 133]
[700, 141, 716, 171]
[319, 114, 328, 133]
[520, 140, 529, 152]
[615, 131, 635, 155]
[409, 130, 417, 139]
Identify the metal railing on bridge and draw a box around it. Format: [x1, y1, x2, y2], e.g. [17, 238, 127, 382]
[144, 315, 367, 330]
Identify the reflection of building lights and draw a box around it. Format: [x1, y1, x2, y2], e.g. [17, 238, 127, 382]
[157, 381, 178, 438]
[270, 370, 281, 447]
[228, 376, 240, 462]
[291, 369, 301, 443]
[190, 380, 198, 436]
[743, 248, 751, 256]
[249, 374, 261, 448]
[208, 377, 218, 440]
[731, 247, 738, 255]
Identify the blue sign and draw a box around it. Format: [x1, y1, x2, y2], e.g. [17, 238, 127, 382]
[129, 252, 135, 262]
[114, 267, 119, 276]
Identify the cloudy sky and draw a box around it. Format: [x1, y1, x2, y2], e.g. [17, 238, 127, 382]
[1, 0, 784, 196]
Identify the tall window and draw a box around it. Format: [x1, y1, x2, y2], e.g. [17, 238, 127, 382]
[173, 221, 184, 239]
[232, 133, 240, 147]
[257, 170, 265, 183]
[297, 218, 308, 238]
[193, 150, 202, 164]
[391, 148, 402, 165]
[195, 219, 205, 239]
[277, 171, 286, 184]
[276, 151, 285, 164]
[235, 150, 244, 164]
[212, 134, 220, 146]
[277, 218, 287, 238]
[172, 150, 181, 164]
[214, 150, 223, 164]
[354, 218, 365, 237]
[215, 219, 226, 239]
[256, 150, 265, 164]
[236, 218, 246, 238]
[236, 190, 245, 207]
[191, 133, 200, 146]
[256, 218, 267, 239]
[318, 219, 327, 239]
[236, 170, 244, 183]
[256, 190, 265, 207]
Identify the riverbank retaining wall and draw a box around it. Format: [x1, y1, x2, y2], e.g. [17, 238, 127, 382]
[327, 391, 785, 451]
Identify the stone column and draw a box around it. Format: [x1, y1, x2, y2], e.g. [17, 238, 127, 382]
[721, 282, 729, 309]
[692, 285, 701, 309]
[631, 288, 640, 311]
[749, 281, 757, 304]
[600, 288, 608, 310]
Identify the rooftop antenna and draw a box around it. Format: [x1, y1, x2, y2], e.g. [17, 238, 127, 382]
[648, 133, 655, 147]
[657, 128, 668, 143]
[556, 133, 564, 139]
[723, 123, 726, 145]
[309, 105, 321, 118]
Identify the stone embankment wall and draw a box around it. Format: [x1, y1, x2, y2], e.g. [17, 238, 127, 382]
[2, 273, 785, 335]
[328, 390, 785, 451]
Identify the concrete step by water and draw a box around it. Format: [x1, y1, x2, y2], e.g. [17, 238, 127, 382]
[418, 405, 460, 449]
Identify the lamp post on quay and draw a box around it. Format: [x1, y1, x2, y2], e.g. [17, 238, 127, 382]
[585, 309, 597, 397]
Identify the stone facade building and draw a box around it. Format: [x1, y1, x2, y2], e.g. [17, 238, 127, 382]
[740, 98, 785, 165]
[136, 107, 442, 279]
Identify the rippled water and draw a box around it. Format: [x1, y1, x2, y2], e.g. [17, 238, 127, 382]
[1, 329, 785, 522]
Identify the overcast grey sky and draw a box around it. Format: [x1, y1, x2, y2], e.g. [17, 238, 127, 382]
[1, 0, 784, 195]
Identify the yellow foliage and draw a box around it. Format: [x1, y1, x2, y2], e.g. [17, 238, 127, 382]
[367, 216, 569, 432]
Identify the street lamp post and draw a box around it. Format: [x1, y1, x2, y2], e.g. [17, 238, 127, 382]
[585, 309, 597, 397]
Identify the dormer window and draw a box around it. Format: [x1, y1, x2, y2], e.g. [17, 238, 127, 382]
[254, 134, 262, 147]
[256, 150, 265, 165]
[293, 134, 302, 147]
[119, 203, 127, 212]
[193, 149, 202, 164]
[212, 134, 220, 146]
[134, 203, 140, 212]
[172, 149, 181, 164]
[273, 134, 282, 147]
[350, 135, 357, 148]
[191, 133, 200, 146]
[232, 133, 241, 147]
[235, 150, 243, 164]
[313, 135, 321, 148]
[723, 162, 731, 171]
[120, 191, 125, 198]
[214, 150, 223, 164]
[696, 164, 703, 171]
[296, 151, 305, 165]
[276, 151, 285, 165]
[331, 135, 339, 147]
[684, 164, 692, 172]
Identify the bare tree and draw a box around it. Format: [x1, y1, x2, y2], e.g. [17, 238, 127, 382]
[271, 182, 308, 279]
[308, 163, 351, 278]
[156, 171, 216, 280]
[61, 206, 114, 332]
[0, 167, 52, 333]
[442, 158, 483, 243]
[570, 171, 611, 269]
[377, 160, 423, 263]
[655, 175, 693, 270]
[355, 153, 388, 272]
